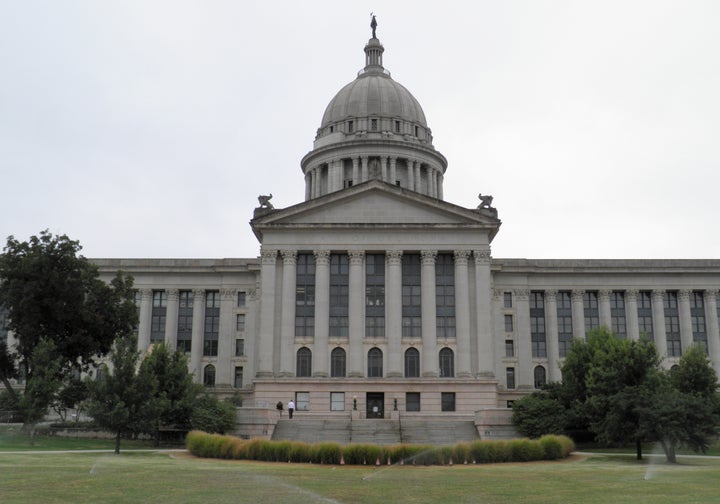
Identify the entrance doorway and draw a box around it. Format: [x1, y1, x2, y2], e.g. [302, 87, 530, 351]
[366, 392, 384, 418]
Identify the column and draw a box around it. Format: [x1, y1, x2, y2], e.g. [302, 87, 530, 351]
[407, 160, 415, 191]
[280, 250, 297, 376]
[678, 289, 694, 353]
[454, 250, 472, 377]
[305, 172, 311, 200]
[704, 290, 720, 369]
[514, 289, 533, 388]
[164, 289, 179, 351]
[381, 157, 388, 182]
[626, 290, 640, 340]
[474, 248, 494, 377]
[310, 168, 317, 198]
[256, 249, 278, 377]
[598, 290, 611, 329]
[217, 289, 236, 386]
[361, 156, 369, 183]
[386, 250, 403, 377]
[544, 290, 560, 382]
[414, 162, 421, 192]
[352, 157, 359, 186]
[190, 289, 205, 381]
[430, 169, 437, 198]
[389, 157, 397, 185]
[348, 250, 365, 377]
[137, 289, 152, 353]
[571, 290, 585, 341]
[438, 173, 444, 199]
[421, 250, 438, 377]
[651, 290, 668, 358]
[313, 250, 330, 377]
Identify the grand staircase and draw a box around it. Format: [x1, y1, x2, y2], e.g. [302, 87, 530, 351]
[271, 418, 479, 445]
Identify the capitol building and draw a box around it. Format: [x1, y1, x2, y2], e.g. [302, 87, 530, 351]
[83, 26, 720, 436]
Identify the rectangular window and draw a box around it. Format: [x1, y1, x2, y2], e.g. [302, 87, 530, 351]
[177, 290, 193, 353]
[234, 367, 243, 388]
[371, 118, 378, 131]
[610, 291, 627, 338]
[203, 290, 220, 356]
[441, 392, 456, 412]
[435, 254, 455, 338]
[151, 290, 167, 343]
[503, 292, 513, 308]
[505, 339, 514, 358]
[402, 254, 422, 337]
[236, 314, 245, 332]
[235, 338, 245, 357]
[348, 120, 354, 133]
[584, 291, 599, 331]
[638, 291, 654, 341]
[406, 392, 420, 412]
[504, 314, 513, 333]
[557, 291, 573, 358]
[295, 392, 310, 411]
[691, 291, 708, 353]
[329, 253, 349, 337]
[366, 253, 386, 337]
[295, 254, 316, 337]
[237, 291, 246, 307]
[530, 291, 546, 358]
[664, 291, 681, 357]
[330, 392, 345, 411]
[394, 120, 400, 133]
[506, 367, 516, 389]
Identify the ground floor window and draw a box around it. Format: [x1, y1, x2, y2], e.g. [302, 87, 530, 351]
[441, 392, 455, 412]
[234, 366, 243, 388]
[330, 392, 345, 411]
[295, 392, 310, 411]
[406, 392, 420, 411]
[506, 367, 516, 389]
[203, 364, 215, 387]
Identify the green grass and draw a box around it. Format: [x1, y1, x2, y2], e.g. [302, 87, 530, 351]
[0, 450, 719, 503]
[0, 425, 162, 451]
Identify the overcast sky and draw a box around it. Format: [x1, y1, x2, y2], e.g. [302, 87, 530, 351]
[1, 1, 718, 260]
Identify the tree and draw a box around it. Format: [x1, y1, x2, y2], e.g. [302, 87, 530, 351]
[512, 383, 566, 438]
[0, 231, 137, 405]
[19, 339, 63, 443]
[190, 394, 237, 434]
[87, 335, 158, 454]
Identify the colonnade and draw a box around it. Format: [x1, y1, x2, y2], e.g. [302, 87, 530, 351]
[304, 155, 444, 200]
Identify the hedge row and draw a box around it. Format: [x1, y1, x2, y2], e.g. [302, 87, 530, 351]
[186, 431, 574, 465]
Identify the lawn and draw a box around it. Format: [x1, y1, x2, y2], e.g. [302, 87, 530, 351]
[1, 448, 719, 503]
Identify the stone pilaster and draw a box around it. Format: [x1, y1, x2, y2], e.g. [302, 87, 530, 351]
[352, 157, 359, 186]
[544, 290, 559, 382]
[164, 289, 179, 351]
[348, 250, 365, 377]
[137, 289, 152, 353]
[190, 289, 206, 382]
[454, 250, 472, 377]
[313, 250, 330, 377]
[256, 249, 278, 377]
[598, 290, 611, 329]
[474, 247, 494, 377]
[389, 157, 397, 185]
[651, 290, 668, 358]
[386, 250, 403, 377]
[571, 290, 585, 341]
[678, 289, 694, 354]
[421, 250, 438, 377]
[704, 290, 720, 369]
[625, 290, 640, 340]
[279, 250, 298, 376]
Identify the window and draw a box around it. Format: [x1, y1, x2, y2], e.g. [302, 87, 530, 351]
[610, 291, 627, 338]
[367, 347, 383, 377]
[235, 338, 245, 357]
[295, 392, 310, 411]
[414, 125, 419, 136]
[295, 254, 316, 337]
[329, 254, 349, 337]
[557, 291, 573, 357]
[371, 118, 378, 131]
[365, 253, 385, 337]
[439, 348, 454, 378]
[177, 290, 193, 353]
[236, 314, 245, 332]
[691, 291, 708, 353]
[406, 392, 420, 411]
[503, 292, 513, 308]
[530, 291, 546, 358]
[435, 254, 455, 338]
[348, 120, 354, 133]
[584, 291, 599, 331]
[505, 340, 514, 358]
[638, 291, 654, 341]
[329, 125, 334, 133]
[151, 290, 167, 343]
[402, 254, 422, 337]
[296, 347, 312, 377]
[203, 365, 215, 387]
[234, 366, 243, 388]
[237, 291, 246, 307]
[330, 347, 346, 377]
[441, 392, 455, 412]
[204, 290, 220, 356]
[404, 348, 420, 378]
[664, 291, 681, 357]
[506, 367, 516, 389]
[330, 392, 345, 411]
[504, 314, 513, 332]
[534, 366, 546, 389]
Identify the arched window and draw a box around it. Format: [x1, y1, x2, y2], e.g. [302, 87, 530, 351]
[330, 347, 346, 377]
[296, 347, 312, 377]
[439, 348, 454, 377]
[534, 365, 546, 389]
[367, 347, 383, 377]
[203, 364, 216, 387]
[404, 348, 420, 378]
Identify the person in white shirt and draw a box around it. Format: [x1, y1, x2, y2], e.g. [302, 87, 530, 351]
[287, 400, 295, 419]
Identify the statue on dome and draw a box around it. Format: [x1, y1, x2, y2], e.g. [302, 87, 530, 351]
[478, 193, 494, 209]
[257, 193, 274, 209]
[370, 14, 377, 38]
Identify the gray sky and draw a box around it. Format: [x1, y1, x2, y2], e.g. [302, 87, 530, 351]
[1, 1, 718, 260]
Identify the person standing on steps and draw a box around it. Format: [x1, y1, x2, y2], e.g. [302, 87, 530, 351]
[276, 401, 283, 417]
[287, 399, 295, 419]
